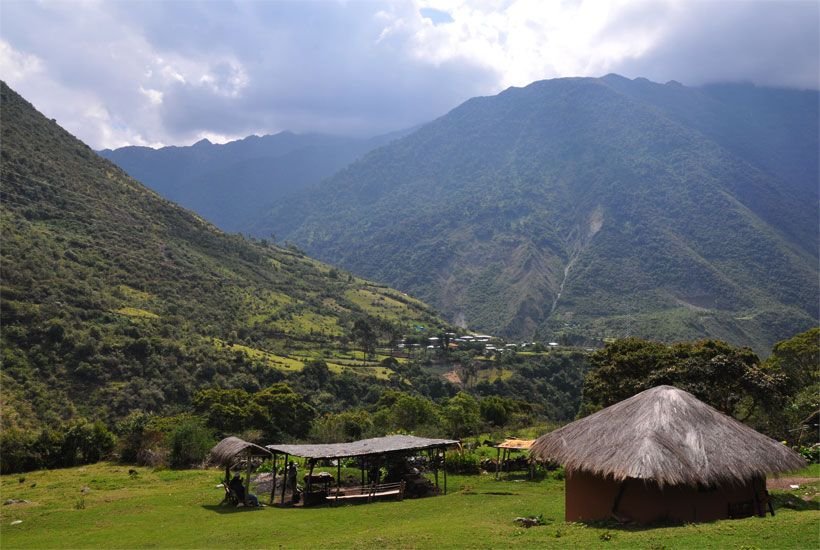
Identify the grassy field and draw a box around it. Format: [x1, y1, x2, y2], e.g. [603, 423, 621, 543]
[1, 463, 817, 549]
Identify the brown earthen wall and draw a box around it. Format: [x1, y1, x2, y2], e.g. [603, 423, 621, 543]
[565, 470, 765, 524]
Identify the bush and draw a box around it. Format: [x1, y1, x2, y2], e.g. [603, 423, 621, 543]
[168, 419, 214, 469]
[60, 421, 116, 466]
[0, 421, 117, 473]
[0, 428, 39, 474]
[444, 451, 481, 474]
[115, 411, 152, 463]
[795, 443, 820, 464]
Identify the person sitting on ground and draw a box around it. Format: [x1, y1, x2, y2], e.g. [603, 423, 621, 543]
[229, 473, 259, 507]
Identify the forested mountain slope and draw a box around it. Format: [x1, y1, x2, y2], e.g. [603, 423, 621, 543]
[256, 76, 818, 354]
[0, 82, 444, 430]
[99, 129, 410, 232]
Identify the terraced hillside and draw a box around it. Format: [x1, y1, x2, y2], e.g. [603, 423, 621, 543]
[0, 82, 446, 431]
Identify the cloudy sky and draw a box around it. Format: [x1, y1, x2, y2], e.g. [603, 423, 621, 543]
[2, 0, 817, 150]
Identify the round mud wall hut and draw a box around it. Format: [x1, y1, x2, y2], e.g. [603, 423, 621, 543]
[530, 385, 805, 524]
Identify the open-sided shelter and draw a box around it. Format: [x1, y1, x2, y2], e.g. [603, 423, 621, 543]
[209, 436, 272, 505]
[266, 435, 459, 506]
[494, 438, 535, 479]
[530, 385, 806, 524]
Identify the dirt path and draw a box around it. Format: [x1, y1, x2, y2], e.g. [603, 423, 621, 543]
[767, 477, 818, 491]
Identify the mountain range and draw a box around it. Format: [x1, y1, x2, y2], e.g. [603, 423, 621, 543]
[252, 75, 819, 354]
[98, 129, 411, 232]
[0, 82, 444, 430]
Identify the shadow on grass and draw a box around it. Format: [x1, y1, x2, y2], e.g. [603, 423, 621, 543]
[770, 493, 819, 512]
[201, 504, 268, 514]
[579, 518, 688, 533]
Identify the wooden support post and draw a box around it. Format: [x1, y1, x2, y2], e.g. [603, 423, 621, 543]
[360, 458, 365, 487]
[280, 453, 289, 505]
[336, 460, 341, 504]
[307, 459, 315, 494]
[269, 453, 278, 505]
[244, 450, 252, 506]
[495, 447, 500, 480]
[434, 451, 439, 490]
[443, 448, 447, 495]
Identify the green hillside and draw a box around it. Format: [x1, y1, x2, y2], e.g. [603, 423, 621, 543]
[0, 81, 446, 431]
[256, 76, 818, 354]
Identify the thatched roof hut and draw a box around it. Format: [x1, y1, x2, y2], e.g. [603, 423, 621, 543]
[209, 436, 271, 467]
[531, 385, 805, 523]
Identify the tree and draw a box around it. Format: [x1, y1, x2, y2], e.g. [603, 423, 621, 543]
[372, 391, 440, 434]
[580, 338, 786, 433]
[168, 418, 214, 468]
[252, 383, 315, 440]
[310, 410, 374, 443]
[301, 360, 330, 390]
[352, 319, 377, 362]
[442, 392, 481, 438]
[764, 328, 820, 442]
[192, 388, 253, 434]
[480, 396, 511, 427]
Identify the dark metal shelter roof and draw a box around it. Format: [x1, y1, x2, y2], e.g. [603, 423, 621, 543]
[266, 435, 460, 459]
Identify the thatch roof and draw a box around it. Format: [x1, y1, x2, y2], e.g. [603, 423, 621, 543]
[530, 385, 806, 487]
[209, 436, 271, 467]
[266, 435, 459, 460]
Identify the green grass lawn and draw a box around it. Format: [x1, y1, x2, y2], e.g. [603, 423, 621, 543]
[1, 463, 817, 549]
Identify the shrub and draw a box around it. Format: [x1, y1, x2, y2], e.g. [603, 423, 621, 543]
[168, 419, 214, 469]
[795, 443, 819, 464]
[115, 411, 152, 463]
[444, 451, 481, 474]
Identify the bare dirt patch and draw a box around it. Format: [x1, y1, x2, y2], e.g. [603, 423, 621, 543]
[443, 370, 462, 385]
[767, 477, 817, 491]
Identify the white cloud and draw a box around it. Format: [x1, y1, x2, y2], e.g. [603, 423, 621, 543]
[0, 0, 815, 149]
[397, 0, 673, 88]
[0, 39, 44, 80]
[139, 86, 164, 105]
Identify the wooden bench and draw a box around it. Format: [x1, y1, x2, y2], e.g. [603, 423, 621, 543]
[330, 481, 405, 505]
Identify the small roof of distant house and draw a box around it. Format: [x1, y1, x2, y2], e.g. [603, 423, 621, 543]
[496, 438, 535, 450]
[266, 435, 460, 460]
[530, 385, 805, 487]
